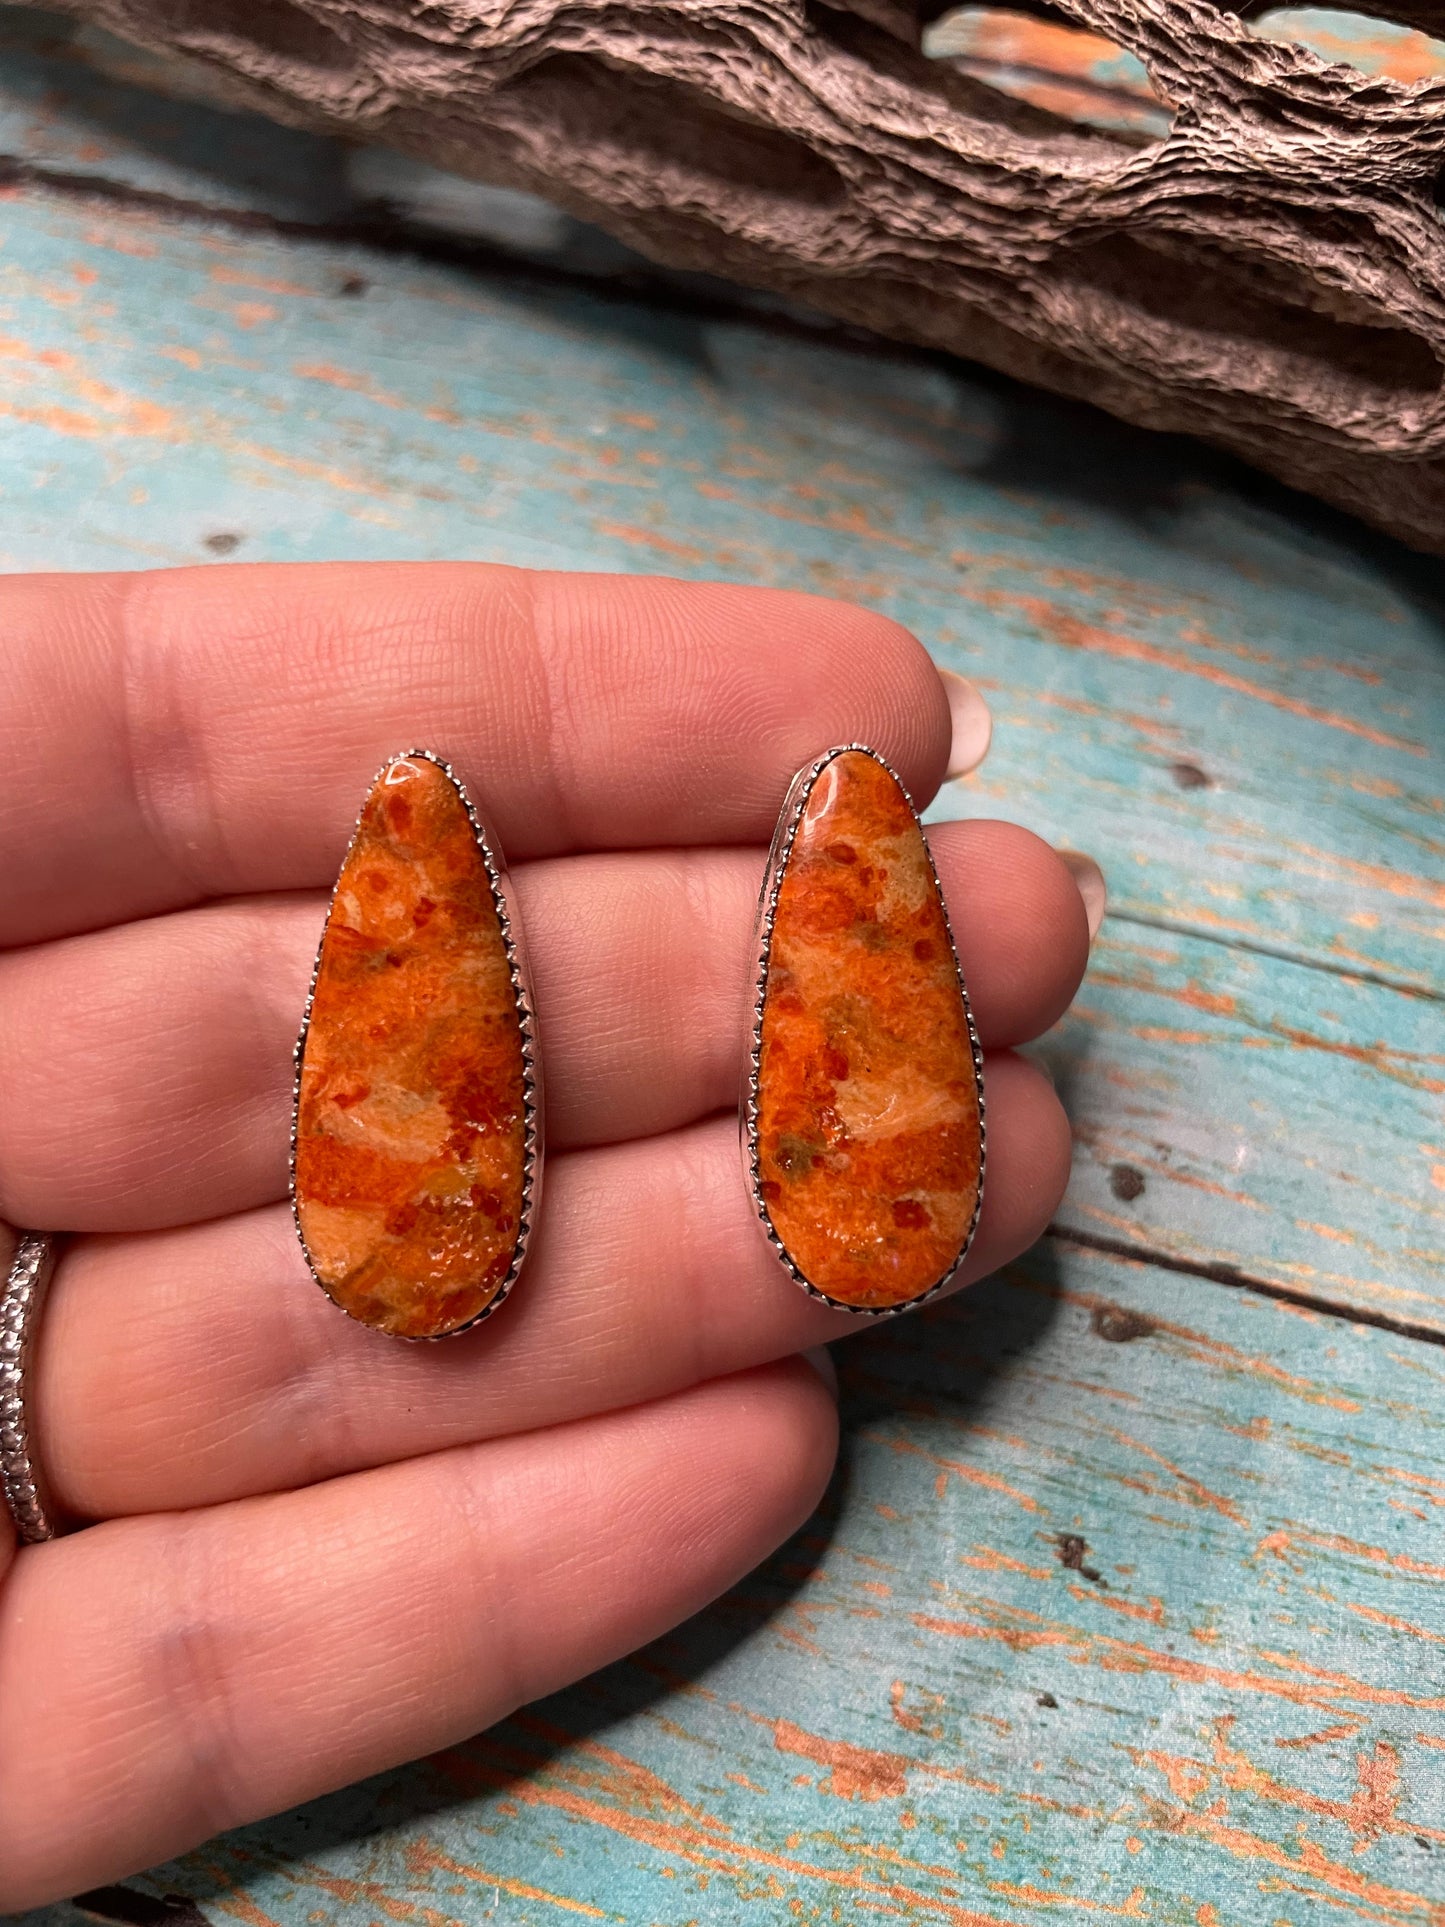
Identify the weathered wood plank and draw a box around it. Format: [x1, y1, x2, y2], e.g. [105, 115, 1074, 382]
[0, 7, 354, 220]
[1, 65, 1441, 1921]
[0, 7, 645, 274]
[0, 173, 1438, 992]
[20, 1245, 1445, 1925]
[1048, 922, 1443, 1335]
[0, 178, 1438, 1321]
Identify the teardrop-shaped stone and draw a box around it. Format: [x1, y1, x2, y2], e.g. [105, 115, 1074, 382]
[750, 747, 982, 1311]
[294, 753, 534, 1338]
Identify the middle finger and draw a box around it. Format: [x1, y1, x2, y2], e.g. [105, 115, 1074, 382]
[0, 822, 1087, 1229]
[34, 1054, 1068, 1521]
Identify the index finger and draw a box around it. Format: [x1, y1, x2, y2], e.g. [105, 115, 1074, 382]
[0, 564, 953, 946]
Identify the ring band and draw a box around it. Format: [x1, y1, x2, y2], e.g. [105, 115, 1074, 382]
[1, 1230, 60, 1543]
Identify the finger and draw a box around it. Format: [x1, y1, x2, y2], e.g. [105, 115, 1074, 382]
[34, 1055, 1066, 1519]
[0, 565, 954, 946]
[0, 824, 1084, 1231]
[0, 1230, 16, 1584]
[0, 1360, 837, 1912]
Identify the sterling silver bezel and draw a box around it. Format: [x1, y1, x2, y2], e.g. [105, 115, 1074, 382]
[741, 743, 986, 1318]
[0, 1228, 60, 1541]
[290, 748, 543, 1341]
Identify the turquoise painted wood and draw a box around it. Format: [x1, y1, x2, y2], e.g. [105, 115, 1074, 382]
[1046, 923, 1444, 1334]
[0, 162, 1437, 1327]
[24, 1247, 1445, 1925]
[0, 8, 355, 220]
[0, 14, 1438, 998]
[0, 12, 1442, 1921]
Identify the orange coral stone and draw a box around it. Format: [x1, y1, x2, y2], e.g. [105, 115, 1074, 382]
[294, 754, 530, 1337]
[753, 749, 982, 1310]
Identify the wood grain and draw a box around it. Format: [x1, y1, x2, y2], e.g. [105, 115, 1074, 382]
[0, 29, 1440, 1921]
[0, 161, 1437, 1328]
[0, 8, 358, 218]
[0, 58, 1437, 987]
[1047, 921, 1443, 1334]
[14, 0, 1445, 555]
[25, 1249, 1445, 1925]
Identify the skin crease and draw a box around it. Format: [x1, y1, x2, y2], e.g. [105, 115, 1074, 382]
[0, 564, 1090, 1910]
[0, 823, 1081, 1229]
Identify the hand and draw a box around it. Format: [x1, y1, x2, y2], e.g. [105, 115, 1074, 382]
[0, 564, 1087, 1907]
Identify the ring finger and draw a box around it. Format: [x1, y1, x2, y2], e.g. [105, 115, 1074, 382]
[34, 1054, 1067, 1521]
[0, 822, 1088, 1230]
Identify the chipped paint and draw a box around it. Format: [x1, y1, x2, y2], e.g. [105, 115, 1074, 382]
[30, 1245, 1431, 1924]
[1, 13, 1442, 1921]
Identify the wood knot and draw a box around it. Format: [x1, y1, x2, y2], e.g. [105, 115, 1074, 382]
[1091, 1301, 1157, 1344]
[1055, 1533, 1107, 1585]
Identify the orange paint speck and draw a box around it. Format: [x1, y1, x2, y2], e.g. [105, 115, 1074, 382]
[969, 585, 1427, 756]
[772, 1720, 909, 1801]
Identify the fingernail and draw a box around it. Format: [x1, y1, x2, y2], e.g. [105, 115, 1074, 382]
[802, 1344, 839, 1398]
[939, 669, 992, 778]
[1058, 849, 1107, 941]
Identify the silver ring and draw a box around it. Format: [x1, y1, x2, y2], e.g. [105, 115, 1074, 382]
[0, 1229, 60, 1543]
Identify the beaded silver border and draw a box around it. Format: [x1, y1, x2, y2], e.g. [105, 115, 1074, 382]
[291, 750, 543, 1340]
[741, 744, 986, 1318]
[1, 1231, 60, 1541]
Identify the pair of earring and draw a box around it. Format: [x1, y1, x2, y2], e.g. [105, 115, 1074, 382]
[292, 747, 985, 1341]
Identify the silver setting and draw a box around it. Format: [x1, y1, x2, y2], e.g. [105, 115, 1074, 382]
[291, 749, 543, 1340]
[742, 743, 986, 1318]
[1, 1230, 60, 1541]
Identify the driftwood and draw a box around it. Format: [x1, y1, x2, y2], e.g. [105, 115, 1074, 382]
[26, 0, 1445, 551]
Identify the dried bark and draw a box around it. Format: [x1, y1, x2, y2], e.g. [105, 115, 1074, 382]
[31, 0, 1445, 550]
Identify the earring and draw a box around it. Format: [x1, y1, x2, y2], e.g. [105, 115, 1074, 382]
[292, 751, 541, 1339]
[743, 745, 984, 1314]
